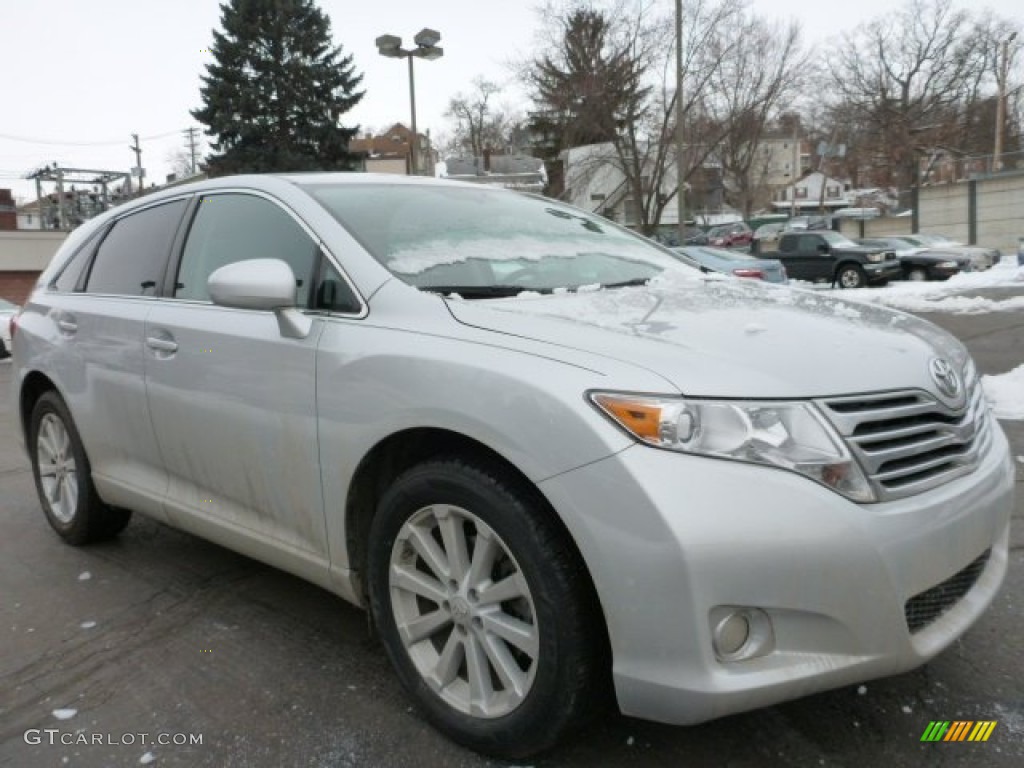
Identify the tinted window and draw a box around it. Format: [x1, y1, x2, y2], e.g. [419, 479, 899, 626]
[53, 233, 102, 292]
[798, 235, 821, 252]
[314, 260, 361, 314]
[176, 193, 317, 305]
[85, 200, 186, 296]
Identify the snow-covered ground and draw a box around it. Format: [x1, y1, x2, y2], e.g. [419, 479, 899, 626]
[982, 364, 1024, 420]
[796, 259, 1024, 314]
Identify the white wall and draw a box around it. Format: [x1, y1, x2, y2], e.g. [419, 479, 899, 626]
[0, 231, 67, 270]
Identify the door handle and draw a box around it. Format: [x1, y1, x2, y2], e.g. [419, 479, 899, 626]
[57, 319, 78, 333]
[146, 337, 178, 353]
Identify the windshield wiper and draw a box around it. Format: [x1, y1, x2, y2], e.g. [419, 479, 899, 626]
[421, 285, 528, 299]
[600, 278, 652, 289]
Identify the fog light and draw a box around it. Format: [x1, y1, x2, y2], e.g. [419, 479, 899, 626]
[710, 607, 774, 662]
[713, 612, 750, 657]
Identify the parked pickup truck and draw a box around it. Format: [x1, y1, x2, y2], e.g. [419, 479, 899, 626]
[774, 231, 902, 288]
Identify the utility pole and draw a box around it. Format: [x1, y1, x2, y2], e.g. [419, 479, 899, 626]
[129, 133, 144, 197]
[994, 32, 1017, 173]
[675, 0, 686, 244]
[55, 164, 67, 230]
[183, 127, 200, 175]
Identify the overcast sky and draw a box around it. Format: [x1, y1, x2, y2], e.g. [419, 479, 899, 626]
[1, 0, 1020, 202]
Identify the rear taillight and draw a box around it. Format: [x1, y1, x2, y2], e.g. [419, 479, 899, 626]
[9, 313, 18, 342]
[732, 268, 764, 279]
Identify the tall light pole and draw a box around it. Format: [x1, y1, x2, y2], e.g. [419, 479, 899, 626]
[675, 0, 686, 244]
[376, 29, 443, 176]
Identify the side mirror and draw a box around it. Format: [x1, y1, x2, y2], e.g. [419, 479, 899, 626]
[817, 242, 830, 254]
[208, 258, 312, 339]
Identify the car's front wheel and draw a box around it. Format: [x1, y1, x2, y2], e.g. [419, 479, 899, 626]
[29, 391, 131, 544]
[367, 459, 605, 758]
[835, 264, 867, 289]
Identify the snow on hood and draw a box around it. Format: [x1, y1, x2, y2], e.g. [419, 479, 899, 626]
[445, 271, 969, 399]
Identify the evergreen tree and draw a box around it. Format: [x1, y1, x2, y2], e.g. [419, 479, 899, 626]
[192, 0, 364, 175]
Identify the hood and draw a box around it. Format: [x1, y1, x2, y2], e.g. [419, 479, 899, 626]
[444, 273, 968, 400]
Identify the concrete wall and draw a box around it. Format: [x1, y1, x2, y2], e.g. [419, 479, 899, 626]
[365, 157, 408, 175]
[0, 231, 67, 304]
[838, 217, 913, 240]
[975, 175, 1024, 254]
[838, 173, 1023, 253]
[919, 184, 970, 245]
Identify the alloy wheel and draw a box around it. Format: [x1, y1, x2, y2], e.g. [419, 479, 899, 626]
[36, 413, 78, 523]
[389, 504, 539, 719]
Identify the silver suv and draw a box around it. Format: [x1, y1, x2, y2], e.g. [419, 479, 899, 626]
[10, 174, 1014, 758]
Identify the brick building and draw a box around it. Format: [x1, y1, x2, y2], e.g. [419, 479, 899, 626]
[349, 123, 436, 175]
[0, 189, 16, 231]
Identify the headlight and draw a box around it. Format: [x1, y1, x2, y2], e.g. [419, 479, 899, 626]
[590, 393, 875, 502]
[938, 261, 957, 268]
[866, 252, 884, 263]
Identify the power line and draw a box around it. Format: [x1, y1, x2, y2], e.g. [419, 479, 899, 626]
[0, 129, 185, 147]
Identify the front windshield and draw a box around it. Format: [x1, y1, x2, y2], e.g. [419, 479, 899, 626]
[302, 183, 691, 295]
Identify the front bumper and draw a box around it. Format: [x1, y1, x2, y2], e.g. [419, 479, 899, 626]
[866, 261, 903, 282]
[929, 264, 960, 279]
[540, 416, 1014, 725]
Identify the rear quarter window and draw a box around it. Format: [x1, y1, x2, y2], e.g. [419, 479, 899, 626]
[84, 199, 187, 296]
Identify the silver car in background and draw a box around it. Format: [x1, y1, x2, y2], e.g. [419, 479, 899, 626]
[0, 298, 19, 358]
[673, 245, 788, 283]
[10, 175, 1014, 758]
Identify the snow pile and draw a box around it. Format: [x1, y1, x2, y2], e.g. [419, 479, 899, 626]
[982, 364, 1024, 420]
[802, 260, 1024, 314]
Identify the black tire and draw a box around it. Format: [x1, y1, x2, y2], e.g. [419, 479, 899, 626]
[367, 459, 606, 759]
[29, 391, 131, 545]
[835, 263, 867, 289]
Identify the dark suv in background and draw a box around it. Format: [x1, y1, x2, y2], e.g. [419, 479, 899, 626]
[774, 231, 902, 287]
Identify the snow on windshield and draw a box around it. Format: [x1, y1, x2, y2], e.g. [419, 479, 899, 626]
[387, 234, 673, 276]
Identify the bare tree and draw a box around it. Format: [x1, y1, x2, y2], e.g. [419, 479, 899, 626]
[523, 0, 813, 232]
[444, 78, 516, 158]
[826, 0, 994, 191]
[707, 17, 808, 217]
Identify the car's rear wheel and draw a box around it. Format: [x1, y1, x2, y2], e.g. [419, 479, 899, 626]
[367, 459, 605, 758]
[836, 264, 867, 289]
[29, 392, 131, 544]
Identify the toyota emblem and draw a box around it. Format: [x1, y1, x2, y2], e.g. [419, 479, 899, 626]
[929, 358, 962, 400]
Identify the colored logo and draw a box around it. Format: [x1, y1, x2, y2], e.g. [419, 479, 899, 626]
[920, 721, 997, 742]
[928, 358, 962, 400]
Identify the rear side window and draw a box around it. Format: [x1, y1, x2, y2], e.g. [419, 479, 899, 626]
[175, 193, 318, 306]
[85, 200, 187, 296]
[798, 234, 822, 252]
[53, 234, 101, 292]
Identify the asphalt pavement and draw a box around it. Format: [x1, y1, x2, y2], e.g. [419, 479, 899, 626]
[0, 305, 1021, 767]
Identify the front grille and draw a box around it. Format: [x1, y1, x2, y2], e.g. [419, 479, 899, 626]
[904, 550, 990, 633]
[817, 377, 990, 502]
